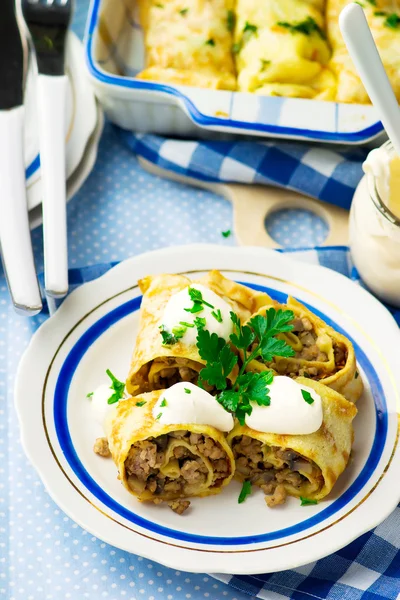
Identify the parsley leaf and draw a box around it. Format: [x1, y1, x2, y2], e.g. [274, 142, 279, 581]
[194, 316, 206, 329]
[159, 325, 178, 345]
[227, 9, 235, 32]
[222, 229, 231, 238]
[172, 324, 187, 340]
[135, 400, 146, 407]
[243, 21, 257, 35]
[205, 38, 215, 46]
[230, 312, 255, 350]
[189, 287, 214, 309]
[260, 336, 295, 362]
[179, 8, 188, 15]
[355, 371, 359, 379]
[232, 41, 242, 54]
[300, 497, 318, 506]
[238, 481, 252, 503]
[301, 389, 314, 404]
[246, 370, 274, 406]
[86, 391, 94, 398]
[180, 321, 194, 328]
[197, 328, 227, 363]
[277, 17, 326, 39]
[384, 13, 400, 28]
[106, 369, 125, 405]
[184, 303, 204, 314]
[211, 309, 223, 323]
[156, 412, 162, 420]
[184, 388, 191, 394]
[197, 330, 238, 391]
[160, 399, 167, 407]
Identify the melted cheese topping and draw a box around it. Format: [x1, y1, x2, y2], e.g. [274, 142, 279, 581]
[234, 0, 334, 98]
[136, 0, 236, 90]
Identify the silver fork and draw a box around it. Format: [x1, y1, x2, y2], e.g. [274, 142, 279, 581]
[21, 0, 74, 299]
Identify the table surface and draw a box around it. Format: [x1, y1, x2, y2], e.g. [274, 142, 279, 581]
[0, 3, 331, 600]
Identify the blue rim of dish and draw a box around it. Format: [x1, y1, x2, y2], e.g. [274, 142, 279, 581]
[84, 0, 383, 144]
[26, 154, 40, 181]
[53, 282, 388, 546]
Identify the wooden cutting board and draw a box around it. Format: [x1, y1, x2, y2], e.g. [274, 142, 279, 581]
[138, 157, 349, 247]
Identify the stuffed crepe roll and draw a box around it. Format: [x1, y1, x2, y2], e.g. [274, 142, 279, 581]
[241, 296, 363, 403]
[136, 0, 237, 91]
[126, 270, 272, 396]
[104, 386, 235, 510]
[227, 378, 357, 506]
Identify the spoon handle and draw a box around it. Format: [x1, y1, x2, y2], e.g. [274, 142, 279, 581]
[340, 3, 400, 155]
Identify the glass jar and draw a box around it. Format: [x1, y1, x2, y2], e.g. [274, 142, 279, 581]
[349, 142, 400, 308]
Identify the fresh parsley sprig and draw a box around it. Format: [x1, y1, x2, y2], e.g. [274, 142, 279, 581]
[196, 307, 295, 424]
[106, 369, 125, 405]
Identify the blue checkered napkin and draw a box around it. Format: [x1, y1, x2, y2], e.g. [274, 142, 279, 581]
[40, 248, 400, 599]
[117, 129, 368, 210]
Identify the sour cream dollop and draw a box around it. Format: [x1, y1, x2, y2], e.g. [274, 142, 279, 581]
[152, 382, 234, 432]
[161, 284, 233, 345]
[245, 376, 323, 435]
[89, 384, 120, 427]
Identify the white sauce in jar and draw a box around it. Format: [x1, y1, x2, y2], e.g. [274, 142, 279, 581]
[245, 376, 323, 435]
[161, 283, 233, 345]
[152, 382, 234, 432]
[350, 144, 400, 307]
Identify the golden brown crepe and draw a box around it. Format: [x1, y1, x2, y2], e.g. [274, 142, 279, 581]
[126, 270, 272, 396]
[227, 378, 357, 506]
[327, 0, 400, 103]
[242, 296, 363, 403]
[234, 0, 336, 100]
[104, 391, 235, 506]
[136, 0, 237, 90]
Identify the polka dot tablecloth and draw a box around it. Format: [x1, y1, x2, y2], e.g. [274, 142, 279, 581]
[0, 4, 334, 600]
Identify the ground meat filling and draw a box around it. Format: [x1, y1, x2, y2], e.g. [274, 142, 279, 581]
[232, 435, 322, 507]
[125, 432, 230, 505]
[149, 357, 215, 392]
[251, 316, 347, 378]
[93, 437, 110, 457]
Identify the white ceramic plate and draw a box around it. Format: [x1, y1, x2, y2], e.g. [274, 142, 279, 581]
[26, 31, 98, 211]
[15, 245, 400, 574]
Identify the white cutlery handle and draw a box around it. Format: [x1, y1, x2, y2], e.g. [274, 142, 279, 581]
[340, 3, 400, 155]
[0, 107, 42, 315]
[37, 74, 69, 298]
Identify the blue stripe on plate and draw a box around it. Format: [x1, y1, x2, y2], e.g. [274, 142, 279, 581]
[52, 283, 388, 546]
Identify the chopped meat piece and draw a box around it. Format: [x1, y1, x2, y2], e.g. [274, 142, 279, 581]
[213, 459, 229, 473]
[125, 441, 163, 479]
[299, 332, 316, 347]
[334, 345, 346, 365]
[189, 433, 202, 445]
[276, 470, 303, 487]
[159, 367, 177, 379]
[179, 367, 196, 381]
[168, 499, 190, 515]
[173, 446, 190, 459]
[236, 456, 251, 476]
[260, 482, 276, 495]
[180, 460, 206, 484]
[164, 481, 182, 493]
[152, 498, 163, 505]
[93, 437, 110, 457]
[265, 484, 287, 507]
[197, 436, 225, 460]
[302, 318, 313, 331]
[291, 318, 305, 332]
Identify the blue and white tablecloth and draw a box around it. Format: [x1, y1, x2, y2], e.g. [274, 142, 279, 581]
[1, 3, 399, 600]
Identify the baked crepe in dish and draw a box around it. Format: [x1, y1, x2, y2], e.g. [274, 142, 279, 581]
[327, 0, 400, 103]
[227, 378, 357, 506]
[242, 296, 363, 403]
[234, 0, 335, 100]
[136, 0, 236, 91]
[126, 270, 272, 396]
[104, 391, 235, 503]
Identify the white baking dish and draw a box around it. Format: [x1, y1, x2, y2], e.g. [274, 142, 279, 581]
[85, 0, 385, 144]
